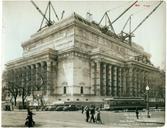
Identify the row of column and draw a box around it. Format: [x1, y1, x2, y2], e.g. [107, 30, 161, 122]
[91, 61, 150, 97]
[7, 60, 56, 96]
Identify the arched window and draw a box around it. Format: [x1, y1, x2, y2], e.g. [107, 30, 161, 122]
[81, 86, 83, 94]
[64, 86, 66, 94]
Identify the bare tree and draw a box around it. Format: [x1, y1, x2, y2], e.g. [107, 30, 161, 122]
[4, 81, 19, 106]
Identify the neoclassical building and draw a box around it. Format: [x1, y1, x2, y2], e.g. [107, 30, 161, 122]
[3, 13, 165, 105]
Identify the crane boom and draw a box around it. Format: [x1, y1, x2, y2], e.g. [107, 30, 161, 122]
[31, 0, 50, 24]
[131, 1, 163, 34]
[111, 1, 138, 24]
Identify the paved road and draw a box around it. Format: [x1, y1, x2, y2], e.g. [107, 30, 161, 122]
[2, 110, 165, 127]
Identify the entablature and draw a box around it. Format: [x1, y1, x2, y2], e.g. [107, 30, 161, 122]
[6, 48, 57, 70]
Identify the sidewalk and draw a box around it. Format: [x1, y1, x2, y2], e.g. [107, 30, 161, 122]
[135, 111, 165, 125]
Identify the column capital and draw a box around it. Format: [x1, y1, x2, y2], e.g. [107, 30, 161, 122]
[41, 61, 47, 67]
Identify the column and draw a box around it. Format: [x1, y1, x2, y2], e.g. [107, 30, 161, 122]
[133, 68, 137, 97]
[31, 65, 36, 93]
[41, 62, 47, 94]
[23, 67, 26, 88]
[13, 69, 16, 86]
[52, 61, 57, 94]
[91, 61, 96, 95]
[95, 61, 101, 96]
[25, 66, 29, 85]
[113, 66, 117, 97]
[137, 69, 141, 97]
[46, 61, 52, 95]
[101, 63, 106, 96]
[143, 71, 147, 90]
[35, 63, 39, 89]
[107, 65, 112, 96]
[122, 67, 126, 96]
[128, 67, 133, 97]
[27, 66, 31, 96]
[20, 68, 24, 89]
[117, 67, 122, 97]
[141, 70, 145, 95]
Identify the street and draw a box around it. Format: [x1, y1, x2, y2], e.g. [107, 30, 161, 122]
[2, 110, 165, 127]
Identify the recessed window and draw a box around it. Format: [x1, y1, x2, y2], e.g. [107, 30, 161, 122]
[76, 99, 79, 101]
[81, 86, 83, 94]
[64, 86, 66, 94]
[86, 99, 88, 101]
[58, 99, 61, 101]
[67, 99, 70, 101]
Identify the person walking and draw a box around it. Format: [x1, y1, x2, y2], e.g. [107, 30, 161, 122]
[89, 105, 95, 123]
[95, 108, 103, 124]
[81, 106, 84, 114]
[25, 107, 35, 127]
[136, 108, 139, 119]
[85, 106, 90, 122]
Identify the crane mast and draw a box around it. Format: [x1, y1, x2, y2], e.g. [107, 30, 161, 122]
[31, 0, 65, 31]
[111, 1, 138, 24]
[31, 0, 51, 25]
[120, 1, 163, 45]
[99, 1, 137, 34]
[131, 1, 163, 34]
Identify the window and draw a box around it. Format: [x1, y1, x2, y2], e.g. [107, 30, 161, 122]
[64, 86, 66, 94]
[58, 99, 61, 101]
[81, 86, 83, 94]
[76, 99, 79, 101]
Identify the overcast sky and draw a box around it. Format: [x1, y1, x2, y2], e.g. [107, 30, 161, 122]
[2, 0, 166, 70]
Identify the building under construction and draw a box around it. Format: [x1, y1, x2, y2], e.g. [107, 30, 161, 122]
[3, 1, 165, 108]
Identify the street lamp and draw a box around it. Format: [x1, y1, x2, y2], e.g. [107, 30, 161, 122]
[146, 85, 150, 118]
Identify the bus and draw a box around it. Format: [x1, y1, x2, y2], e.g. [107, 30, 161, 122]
[103, 97, 145, 111]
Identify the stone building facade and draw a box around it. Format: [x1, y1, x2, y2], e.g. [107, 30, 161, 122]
[3, 13, 165, 105]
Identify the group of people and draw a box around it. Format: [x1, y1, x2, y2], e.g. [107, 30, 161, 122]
[82, 105, 103, 124]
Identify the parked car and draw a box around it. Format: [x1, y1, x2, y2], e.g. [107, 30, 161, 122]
[55, 106, 64, 111]
[63, 105, 79, 111]
[44, 105, 58, 111]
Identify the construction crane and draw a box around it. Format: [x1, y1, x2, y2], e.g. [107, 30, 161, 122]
[31, 0, 52, 26]
[120, 1, 163, 45]
[98, 1, 137, 34]
[98, 11, 115, 33]
[31, 0, 65, 31]
[111, 1, 138, 24]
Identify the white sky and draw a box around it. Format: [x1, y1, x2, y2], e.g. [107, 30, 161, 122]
[1, 0, 166, 70]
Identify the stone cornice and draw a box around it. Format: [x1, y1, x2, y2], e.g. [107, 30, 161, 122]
[22, 15, 75, 48]
[74, 18, 149, 56]
[22, 12, 149, 57]
[57, 47, 90, 60]
[6, 48, 57, 69]
[126, 60, 159, 72]
[90, 50, 125, 65]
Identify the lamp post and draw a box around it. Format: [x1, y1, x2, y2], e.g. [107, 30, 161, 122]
[146, 85, 150, 118]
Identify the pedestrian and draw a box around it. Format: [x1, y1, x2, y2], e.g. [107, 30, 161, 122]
[85, 106, 90, 122]
[89, 105, 95, 123]
[95, 108, 103, 124]
[81, 105, 84, 114]
[25, 107, 35, 127]
[136, 108, 139, 119]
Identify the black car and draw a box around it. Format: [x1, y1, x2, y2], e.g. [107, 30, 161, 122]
[55, 106, 64, 111]
[63, 105, 79, 111]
